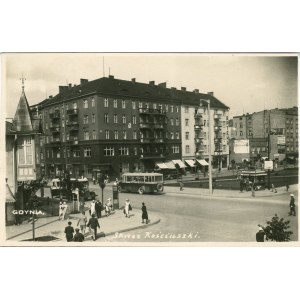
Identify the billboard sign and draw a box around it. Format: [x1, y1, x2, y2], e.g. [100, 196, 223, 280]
[264, 160, 273, 170]
[234, 139, 249, 154]
[277, 136, 286, 145]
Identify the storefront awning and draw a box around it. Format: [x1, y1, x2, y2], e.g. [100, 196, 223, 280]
[185, 159, 195, 167]
[172, 160, 186, 168]
[197, 159, 209, 166]
[164, 161, 176, 169]
[156, 162, 169, 169]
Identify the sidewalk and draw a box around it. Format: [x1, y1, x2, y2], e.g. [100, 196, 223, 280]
[164, 184, 298, 198]
[6, 208, 160, 242]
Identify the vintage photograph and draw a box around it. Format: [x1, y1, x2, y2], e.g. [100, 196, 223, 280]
[2, 53, 298, 245]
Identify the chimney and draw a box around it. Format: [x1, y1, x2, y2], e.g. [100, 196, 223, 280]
[171, 87, 177, 90]
[208, 91, 214, 96]
[49, 95, 53, 99]
[131, 78, 136, 83]
[149, 80, 155, 86]
[158, 82, 166, 88]
[80, 78, 88, 85]
[193, 89, 199, 94]
[181, 87, 186, 91]
[109, 75, 114, 79]
[59, 85, 68, 93]
[68, 83, 72, 89]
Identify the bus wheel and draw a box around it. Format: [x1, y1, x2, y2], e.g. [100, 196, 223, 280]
[138, 187, 144, 195]
[157, 183, 164, 192]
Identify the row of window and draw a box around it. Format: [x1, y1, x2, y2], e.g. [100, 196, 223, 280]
[184, 145, 227, 153]
[44, 145, 181, 159]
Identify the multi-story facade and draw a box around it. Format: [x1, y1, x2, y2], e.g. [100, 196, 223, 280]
[32, 76, 231, 179]
[230, 107, 298, 165]
[181, 91, 230, 170]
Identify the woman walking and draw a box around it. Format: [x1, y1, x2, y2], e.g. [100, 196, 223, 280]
[141, 202, 149, 224]
[124, 199, 131, 218]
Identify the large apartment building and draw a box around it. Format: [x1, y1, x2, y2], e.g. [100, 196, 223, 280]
[31, 76, 230, 178]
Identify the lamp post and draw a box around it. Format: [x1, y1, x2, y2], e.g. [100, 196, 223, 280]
[200, 99, 212, 194]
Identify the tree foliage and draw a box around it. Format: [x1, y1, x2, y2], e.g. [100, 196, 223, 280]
[259, 214, 293, 242]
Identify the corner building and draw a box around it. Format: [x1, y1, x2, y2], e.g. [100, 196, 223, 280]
[32, 76, 230, 179]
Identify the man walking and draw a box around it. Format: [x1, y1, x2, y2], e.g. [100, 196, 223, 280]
[87, 214, 100, 241]
[64, 221, 74, 242]
[95, 200, 102, 218]
[77, 211, 87, 235]
[141, 202, 149, 224]
[289, 194, 296, 216]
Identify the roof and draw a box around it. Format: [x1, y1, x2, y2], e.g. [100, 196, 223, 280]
[36, 76, 229, 110]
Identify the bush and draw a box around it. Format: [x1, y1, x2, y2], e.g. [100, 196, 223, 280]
[259, 214, 293, 242]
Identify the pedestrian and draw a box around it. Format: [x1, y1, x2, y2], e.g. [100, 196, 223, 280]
[86, 214, 100, 241]
[256, 226, 265, 242]
[286, 184, 290, 192]
[93, 176, 96, 185]
[58, 200, 65, 220]
[73, 228, 85, 242]
[141, 202, 149, 224]
[90, 200, 96, 216]
[124, 199, 131, 218]
[179, 181, 184, 191]
[105, 198, 113, 217]
[62, 201, 68, 219]
[95, 200, 102, 218]
[289, 194, 296, 216]
[77, 211, 87, 235]
[239, 179, 244, 192]
[64, 221, 74, 242]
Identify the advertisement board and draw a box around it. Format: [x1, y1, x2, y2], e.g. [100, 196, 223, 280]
[264, 160, 273, 170]
[234, 139, 249, 154]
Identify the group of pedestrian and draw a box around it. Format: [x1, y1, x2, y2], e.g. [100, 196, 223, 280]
[89, 199, 103, 218]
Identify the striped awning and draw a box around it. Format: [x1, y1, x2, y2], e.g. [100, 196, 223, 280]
[172, 160, 186, 168]
[156, 162, 169, 169]
[164, 161, 176, 169]
[197, 159, 209, 166]
[185, 159, 195, 167]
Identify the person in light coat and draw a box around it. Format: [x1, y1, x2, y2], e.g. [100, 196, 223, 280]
[124, 199, 131, 218]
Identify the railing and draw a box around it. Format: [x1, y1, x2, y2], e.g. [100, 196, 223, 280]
[139, 108, 166, 115]
[140, 152, 165, 159]
[67, 109, 79, 115]
[68, 124, 79, 131]
[49, 126, 60, 132]
[49, 111, 60, 119]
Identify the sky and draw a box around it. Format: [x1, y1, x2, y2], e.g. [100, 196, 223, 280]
[3, 53, 298, 119]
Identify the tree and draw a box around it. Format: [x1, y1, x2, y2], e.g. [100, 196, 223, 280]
[259, 214, 293, 242]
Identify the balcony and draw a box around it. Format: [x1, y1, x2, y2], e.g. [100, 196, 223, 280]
[140, 138, 154, 143]
[67, 108, 78, 115]
[214, 126, 221, 131]
[194, 124, 203, 130]
[195, 108, 204, 116]
[154, 138, 166, 143]
[153, 123, 164, 129]
[50, 139, 61, 145]
[197, 145, 205, 152]
[49, 111, 60, 119]
[67, 124, 79, 131]
[49, 126, 60, 132]
[139, 108, 166, 115]
[139, 122, 153, 129]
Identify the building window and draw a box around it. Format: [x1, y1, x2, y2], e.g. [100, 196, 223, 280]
[92, 130, 96, 140]
[139, 101, 143, 108]
[62, 133, 65, 142]
[91, 97, 95, 107]
[45, 122, 48, 130]
[67, 149, 70, 158]
[122, 100, 126, 109]
[114, 130, 118, 139]
[134, 147, 137, 155]
[185, 132, 189, 140]
[132, 101, 136, 109]
[133, 131, 137, 140]
[92, 114, 95, 123]
[73, 102, 77, 109]
[114, 114, 118, 124]
[119, 147, 129, 155]
[176, 106, 179, 113]
[104, 98, 109, 107]
[240, 131, 243, 136]
[186, 145, 190, 153]
[84, 131, 89, 140]
[66, 133, 69, 141]
[114, 99, 118, 108]
[105, 130, 110, 139]
[122, 115, 127, 124]
[170, 132, 174, 140]
[153, 103, 157, 109]
[170, 118, 174, 126]
[83, 115, 88, 124]
[172, 145, 180, 153]
[104, 113, 109, 124]
[83, 99, 88, 108]
[185, 119, 189, 126]
[84, 147, 92, 157]
[73, 149, 80, 157]
[61, 118, 65, 128]
[185, 106, 189, 113]
[104, 147, 114, 156]
[123, 130, 127, 139]
[133, 115, 136, 124]
[165, 105, 168, 112]
[17, 137, 33, 165]
[176, 132, 180, 139]
[223, 145, 227, 152]
[171, 105, 174, 113]
[176, 118, 179, 126]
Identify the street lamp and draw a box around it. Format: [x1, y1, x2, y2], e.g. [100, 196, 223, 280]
[200, 99, 212, 194]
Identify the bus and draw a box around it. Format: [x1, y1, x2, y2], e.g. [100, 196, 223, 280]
[240, 170, 267, 190]
[118, 173, 164, 194]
